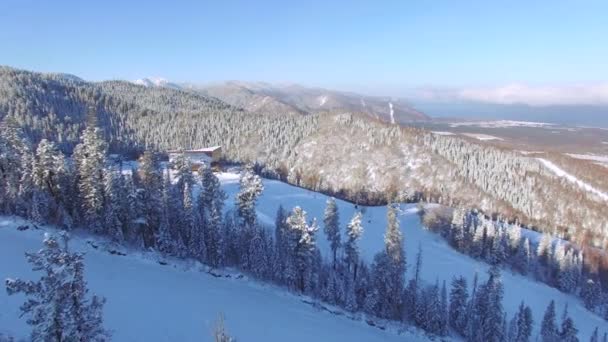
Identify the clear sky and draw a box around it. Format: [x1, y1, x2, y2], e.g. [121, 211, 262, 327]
[1, 0, 607, 94]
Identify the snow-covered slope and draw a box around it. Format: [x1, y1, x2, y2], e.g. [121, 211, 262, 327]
[1, 173, 604, 340]
[537, 158, 608, 201]
[218, 173, 605, 340]
[0, 216, 425, 342]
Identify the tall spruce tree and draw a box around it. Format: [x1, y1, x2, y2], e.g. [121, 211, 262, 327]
[73, 124, 107, 232]
[344, 211, 363, 280]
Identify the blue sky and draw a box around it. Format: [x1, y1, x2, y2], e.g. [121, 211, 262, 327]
[1, 0, 607, 95]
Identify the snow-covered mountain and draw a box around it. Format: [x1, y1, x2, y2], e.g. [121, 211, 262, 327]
[191, 81, 430, 123]
[133, 77, 182, 90]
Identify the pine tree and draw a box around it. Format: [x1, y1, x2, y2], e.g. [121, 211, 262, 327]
[449, 275, 469, 336]
[248, 227, 267, 279]
[344, 211, 363, 280]
[5, 233, 110, 341]
[469, 266, 505, 342]
[0, 116, 29, 214]
[559, 304, 579, 342]
[73, 125, 107, 232]
[541, 300, 559, 342]
[285, 207, 318, 293]
[514, 237, 531, 275]
[102, 168, 124, 242]
[184, 182, 206, 261]
[515, 301, 533, 342]
[170, 152, 195, 197]
[273, 205, 288, 282]
[198, 164, 227, 267]
[381, 203, 405, 320]
[235, 164, 263, 229]
[137, 150, 163, 248]
[32, 139, 69, 224]
[323, 198, 341, 268]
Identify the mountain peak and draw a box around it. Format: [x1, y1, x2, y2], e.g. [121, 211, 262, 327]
[133, 77, 181, 89]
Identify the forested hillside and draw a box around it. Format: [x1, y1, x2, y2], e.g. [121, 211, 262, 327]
[1, 66, 607, 254]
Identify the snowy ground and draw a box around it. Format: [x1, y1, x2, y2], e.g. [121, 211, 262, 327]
[537, 158, 608, 201]
[0, 217, 427, 342]
[218, 173, 606, 340]
[1, 172, 606, 340]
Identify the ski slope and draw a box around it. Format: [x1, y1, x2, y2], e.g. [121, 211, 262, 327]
[537, 158, 608, 201]
[0, 217, 426, 342]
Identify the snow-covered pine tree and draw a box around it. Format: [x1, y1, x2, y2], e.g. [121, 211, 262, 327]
[559, 315, 579, 342]
[381, 203, 405, 320]
[5, 233, 110, 341]
[323, 197, 341, 268]
[449, 275, 469, 336]
[183, 182, 206, 261]
[273, 205, 288, 282]
[32, 139, 69, 224]
[236, 164, 263, 229]
[198, 164, 227, 267]
[248, 227, 267, 279]
[470, 266, 505, 342]
[103, 168, 124, 242]
[73, 123, 107, 232]
[541, 300, 559, 342]
[137, 150, 163, 247]
[285, 207, 318, 293]
[344, 211, 363, 280]
[0, 116, 30, 214]
[170, 152, 195, 198]
[514, 237, 532, 275]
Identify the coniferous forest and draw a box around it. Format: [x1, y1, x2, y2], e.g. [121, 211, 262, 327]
[1, 105, 606, 341]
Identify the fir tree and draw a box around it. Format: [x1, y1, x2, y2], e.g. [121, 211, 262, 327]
[5, 233, 110, 341]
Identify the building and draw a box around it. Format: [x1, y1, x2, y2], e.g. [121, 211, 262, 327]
[167, 146, 222, 169]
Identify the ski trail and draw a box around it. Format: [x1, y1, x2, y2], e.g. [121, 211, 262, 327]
[389, 102, 395, 124]
[537, 158, 608, 201]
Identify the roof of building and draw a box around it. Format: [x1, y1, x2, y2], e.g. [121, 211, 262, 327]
[167, 146, 221, 154]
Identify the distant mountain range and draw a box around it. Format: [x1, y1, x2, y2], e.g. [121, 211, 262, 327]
[133, 78, 429, 124]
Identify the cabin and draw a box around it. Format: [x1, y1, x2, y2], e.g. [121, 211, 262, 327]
[167, 146, 222, 170]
